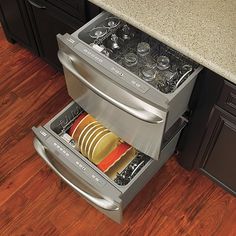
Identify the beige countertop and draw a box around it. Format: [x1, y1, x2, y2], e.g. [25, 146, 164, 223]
[89, 0, 236, 83]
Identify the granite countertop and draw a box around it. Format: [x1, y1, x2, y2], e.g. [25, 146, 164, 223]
[89, 0, 236, 84]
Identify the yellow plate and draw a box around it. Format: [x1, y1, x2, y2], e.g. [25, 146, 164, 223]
[87, 128, 109, 161]
[80, 123, 102, 156]
[91, 132, 119, 165]
[83, 124, 104, 157]
[72, 114, 96, 142]
[77, 121, 97, 151]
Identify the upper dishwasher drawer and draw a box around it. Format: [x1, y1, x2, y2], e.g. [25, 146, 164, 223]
[57, 49, 167, 159]
[56, 11, 202, 158]
[66, 11, 202, 128]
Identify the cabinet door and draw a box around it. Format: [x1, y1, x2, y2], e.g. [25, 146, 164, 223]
[26, 0, 84, 70]
[45, 0, 87, 22]
[0, 0, 38, 53]
[197, 106, 236, 195]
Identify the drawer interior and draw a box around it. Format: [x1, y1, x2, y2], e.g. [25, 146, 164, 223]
[47, 102, 151, 187]
[74, 11, 200, 96]
[44, 102, 185, 189]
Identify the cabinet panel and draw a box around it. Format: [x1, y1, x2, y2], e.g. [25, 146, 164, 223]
[45, 0, 87, 22]
[26, 0, 84, 69]
[217, 81, 236, 117]
[198, 106, 236, 195]
[177, 69, 224, 169]
[0, 0, 38, 53]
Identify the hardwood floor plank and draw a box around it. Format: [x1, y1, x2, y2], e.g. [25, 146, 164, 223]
[0, 133, 36, 181]
[0, 168, 70, 235]
[0, 48, 36, 82]
[0, 154, 43, 206]
[0, 58, 45, 96]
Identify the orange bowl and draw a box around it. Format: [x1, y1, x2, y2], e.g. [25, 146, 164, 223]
[69, 112, 87, 136]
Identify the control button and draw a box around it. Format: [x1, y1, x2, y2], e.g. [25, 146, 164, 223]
[130, 80, 149, 93]
[67, 37, 77, 46]
[60, 148, 63, 151]
[66, 153, 69, 157]
[75, 161, 86, 171]
[98, 179, 105, 186]
[40, 130, 47, 137]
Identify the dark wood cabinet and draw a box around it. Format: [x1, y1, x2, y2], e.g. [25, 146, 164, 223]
[178, 69, 236, 196]
[0, 0, 100, 69]
[0, 0, 38, 53]
[26, 0, 84, 69]
[197, 106, 236, 195]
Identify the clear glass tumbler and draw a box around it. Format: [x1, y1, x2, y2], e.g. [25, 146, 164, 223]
[123, 52, 138, 73]
[139, 66, 156, 82]
[137, 42, 156, 68]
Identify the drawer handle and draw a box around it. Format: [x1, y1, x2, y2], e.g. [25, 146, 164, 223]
[33, 138, 120, 211]
[27, 0, 46, 9]
[58, 51, 164, 124]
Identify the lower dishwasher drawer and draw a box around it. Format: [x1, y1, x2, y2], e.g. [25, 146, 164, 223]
[32, 101, 186, 223]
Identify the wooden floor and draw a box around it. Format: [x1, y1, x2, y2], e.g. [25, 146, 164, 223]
[0, 29, 236, 236]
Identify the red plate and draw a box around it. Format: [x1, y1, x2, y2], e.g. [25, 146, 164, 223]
[97, 143, 131, 172]
[68, 112, 87, 136]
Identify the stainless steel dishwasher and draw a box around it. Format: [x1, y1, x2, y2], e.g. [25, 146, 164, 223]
[33, 11, 203, 223]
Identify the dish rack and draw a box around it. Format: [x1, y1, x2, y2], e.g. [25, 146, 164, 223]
[78, 14, 199, 94]
[50, 103, 150, 186]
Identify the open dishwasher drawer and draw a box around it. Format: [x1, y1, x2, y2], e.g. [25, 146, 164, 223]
[57, 11, 202, 159]
[33, 102, 186, 223]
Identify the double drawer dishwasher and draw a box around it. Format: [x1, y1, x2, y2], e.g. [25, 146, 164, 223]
[33, 12, 202, 222]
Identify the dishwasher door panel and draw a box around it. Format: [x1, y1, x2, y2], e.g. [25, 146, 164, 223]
[57, 48, 167, 160]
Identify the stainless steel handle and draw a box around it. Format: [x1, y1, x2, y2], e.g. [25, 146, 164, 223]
[33, 138, 119, 211]
[58, 51, 164, 124]
[27, 0, 46, 9]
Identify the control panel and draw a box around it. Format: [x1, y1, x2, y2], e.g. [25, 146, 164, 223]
[45, 135, 106, 187]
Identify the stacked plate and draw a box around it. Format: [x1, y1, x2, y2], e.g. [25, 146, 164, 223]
[68, 112, 137, 175]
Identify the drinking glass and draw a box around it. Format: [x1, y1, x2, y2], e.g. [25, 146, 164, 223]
[137, 42, 156, 68]
[123, 52, 138, 73]
[104, 17, 120, 28]
[120, 24, 134, 40]
[89, 27, 107, 39]
[156, 55, 170, 70]
[139, 66, 156, 82]
[155, 72, 171, 93]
